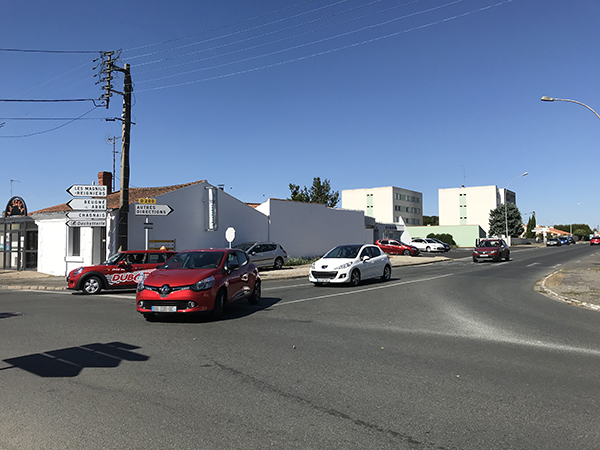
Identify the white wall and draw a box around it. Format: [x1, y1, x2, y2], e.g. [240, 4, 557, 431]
[257, 199, 371, 258]
[439, 185, 500, 235]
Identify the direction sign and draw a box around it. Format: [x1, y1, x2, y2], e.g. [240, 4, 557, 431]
[66, 211, 107, 220]
[67, 198, 107, 211]
[67, 185, 107, 197]
[67, 219, 106, 228]
[135, 204, 173, 216]
[139, 198, 156, 204]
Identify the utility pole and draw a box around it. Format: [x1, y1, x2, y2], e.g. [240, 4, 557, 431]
[97, 52, 132, 251]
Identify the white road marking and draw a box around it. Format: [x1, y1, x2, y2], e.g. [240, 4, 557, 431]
[273, 273, 454, 307]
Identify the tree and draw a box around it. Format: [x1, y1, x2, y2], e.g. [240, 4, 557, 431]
[488, 203, 522, 238]
[553, 223, 593, 237]
[288, 177, 340, 207]
[525, 213, 536, 238]
[427, 233, 455, 246]
[423, 216, 439, 226]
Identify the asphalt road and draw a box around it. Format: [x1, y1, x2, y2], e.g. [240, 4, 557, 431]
[1, 245, 599, 450]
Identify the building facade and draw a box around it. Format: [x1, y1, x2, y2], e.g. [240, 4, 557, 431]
[341, 186, 423, 226]
[438, 185, 516, 236]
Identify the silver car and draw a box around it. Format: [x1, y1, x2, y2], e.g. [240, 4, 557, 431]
[234, 242, 288, 269]
[410, 238, 446, 253]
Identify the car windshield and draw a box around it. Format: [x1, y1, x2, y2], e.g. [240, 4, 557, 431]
[103, 253, 124, 265]
[324, 245, 362, 259]
[162, 251, 225, 270]
[235, 242, 257, 252]
[480, 241, 500, 248]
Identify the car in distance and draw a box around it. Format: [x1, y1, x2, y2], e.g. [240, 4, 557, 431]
[428, 238, 451, 252]
[375, 239, 420, 256]
[67, 250, 177, 294]
[472, 239, 510, 262]
[410, 238, 446, 253]
[136, 248, 260, 321]
[546, 237, 562, 247]
[309, 244, 391, 286]
[234, 241, 287, 269]
[558, 236, 570, 245]
[567, 236, 576, 245]
[591, 236, 600, 246]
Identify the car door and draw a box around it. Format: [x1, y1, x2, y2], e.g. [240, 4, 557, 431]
[359, 246, 377, 279]
[224, 251, 245, 302]
[368, 246, 387, 277]
[248, 244, 268, 268]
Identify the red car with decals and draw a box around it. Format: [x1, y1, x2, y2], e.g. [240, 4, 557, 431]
[67, 250, 177, 294]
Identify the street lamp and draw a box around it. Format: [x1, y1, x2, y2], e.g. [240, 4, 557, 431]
[504, 172, 528, 244]
[541, 96, 600, 121]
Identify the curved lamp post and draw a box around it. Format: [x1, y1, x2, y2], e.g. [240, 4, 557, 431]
[541, 96, 600, 121]
[504, 172, 528, 244]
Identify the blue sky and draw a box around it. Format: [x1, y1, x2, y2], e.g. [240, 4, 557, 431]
[2, 0, 599, 229]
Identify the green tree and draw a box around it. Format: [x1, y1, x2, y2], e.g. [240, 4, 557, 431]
[427, 233, 455, 246]
[525, 213, 536, 239]
[288, 177, 340, 207]
[488, 203, 522, 238]
[553, 223, 593, 237]
[423, 215, 439, 226]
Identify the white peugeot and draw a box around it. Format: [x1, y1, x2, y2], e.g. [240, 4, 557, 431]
[309, 244, 392, 286]
[410, 238, 446, 253]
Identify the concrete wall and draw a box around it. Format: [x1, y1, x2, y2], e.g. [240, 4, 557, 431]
[407, 225, 486, 247]
[439, 186, 500, 235]
[256, 199, 372, 258]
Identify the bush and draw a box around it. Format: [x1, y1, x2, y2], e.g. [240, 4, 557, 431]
[427, 233, 456, 246]
[285, 256, 320, 266]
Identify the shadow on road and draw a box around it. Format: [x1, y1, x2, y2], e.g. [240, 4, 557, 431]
[2, 341, 149, 378]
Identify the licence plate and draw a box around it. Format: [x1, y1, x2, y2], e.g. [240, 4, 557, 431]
[316, 279, 330, 283]
[480, 255, 490, 258]
[152, 305, 177, 312]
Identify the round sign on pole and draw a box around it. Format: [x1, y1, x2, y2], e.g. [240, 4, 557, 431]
[225, 227, 236, 247]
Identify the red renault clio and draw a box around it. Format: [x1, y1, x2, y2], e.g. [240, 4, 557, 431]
[136, 248, 261, 321]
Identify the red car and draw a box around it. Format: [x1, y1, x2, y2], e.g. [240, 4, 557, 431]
[472, 239, 510, 262]
[591, 236, 600, 246]
[136, 248, 261, 321]
[375, 239, 420, 256]
[67, 250, 177, 295]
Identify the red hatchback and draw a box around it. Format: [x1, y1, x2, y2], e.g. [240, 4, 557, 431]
[375, 239, 420, 256]
[136, 248, 261, 321]
[67, 250, 177, 294]
[591, 236, 600, 246]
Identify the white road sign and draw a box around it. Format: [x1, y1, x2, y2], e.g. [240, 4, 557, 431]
[66, 211, 107, 220]
[66, 219, 107, 228]
[67, 198, 107, 211]
[135, 204, 173, 216]
[67, 185, 107, 197]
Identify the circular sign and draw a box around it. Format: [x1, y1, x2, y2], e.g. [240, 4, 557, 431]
[225, 227, 236, 243]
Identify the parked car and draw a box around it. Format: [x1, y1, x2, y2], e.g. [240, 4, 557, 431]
[567, 236, 576, 245]
[472, 239, 510, 262]
[428, 238, 451, 252]
[558, 236, 570, 245]
[67, 249, 177, 295]
[546, 237, 562, 247]
[234, 241, 287, 269]
[309, 244, 391, 286]
[591, 236, 600, 246]
[375, 239, 420, 256]
[410, 238, 446, 253]
[136, 248, 260, 321]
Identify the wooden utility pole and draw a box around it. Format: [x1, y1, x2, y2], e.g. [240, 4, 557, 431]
[116, 63, 131, 251]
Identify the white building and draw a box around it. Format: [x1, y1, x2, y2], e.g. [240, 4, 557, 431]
[341, 186, 423, 226]
[30, 172, 376, 276]
[438, 185, 517, 236]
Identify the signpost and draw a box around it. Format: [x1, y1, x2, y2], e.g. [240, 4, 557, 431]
[134, 199, 173, 249]
[66, 184, 108, 228]
[225, 227, 236, 248]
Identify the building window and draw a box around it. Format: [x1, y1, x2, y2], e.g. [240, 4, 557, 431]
[68, 227, 80, 257]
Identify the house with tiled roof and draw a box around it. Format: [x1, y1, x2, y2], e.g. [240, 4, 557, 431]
[19, 171, 375, 276]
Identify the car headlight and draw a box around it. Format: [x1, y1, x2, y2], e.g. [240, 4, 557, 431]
[335, 262, 353, 270]
[311, 262, 316, 269]
[136, 280, 146, 292]
[71, 267, 84, 276]
[190, 276, 215, 292]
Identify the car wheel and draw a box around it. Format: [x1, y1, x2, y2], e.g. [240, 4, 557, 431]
[273, 257, 284, 270]
[403, 249, 410, 256]
[248, 279, 261, 305]
[381, 265, 391, 282]
[505, 252, 510, 261]
[82, 276, 102, 295]
[473, 257, 478, 263]
[143, 313, 156, 321]
[211, 290, 226, 320]
[349, 269, 361, 287]
[426, 246, 431, 252]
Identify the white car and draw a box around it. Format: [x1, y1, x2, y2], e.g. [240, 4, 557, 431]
[410, 238, 446, 253]
[309, 244, 391, 286]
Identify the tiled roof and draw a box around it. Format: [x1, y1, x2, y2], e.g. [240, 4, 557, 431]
[30, 180, 205, 215]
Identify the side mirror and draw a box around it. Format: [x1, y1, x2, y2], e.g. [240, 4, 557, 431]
[227, 262, 240, 272]
[361, 255, 370, 262]
[156, 264, 163, 269]
[118, 260, 128, 267]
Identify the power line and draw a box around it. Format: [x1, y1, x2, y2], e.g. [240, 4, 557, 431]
[0, 98, 98, 102]
[0, 48, 102, 54]
[0, 107, 99, 138]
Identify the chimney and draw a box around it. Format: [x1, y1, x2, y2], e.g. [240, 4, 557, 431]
[98, 171, 113, 195]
